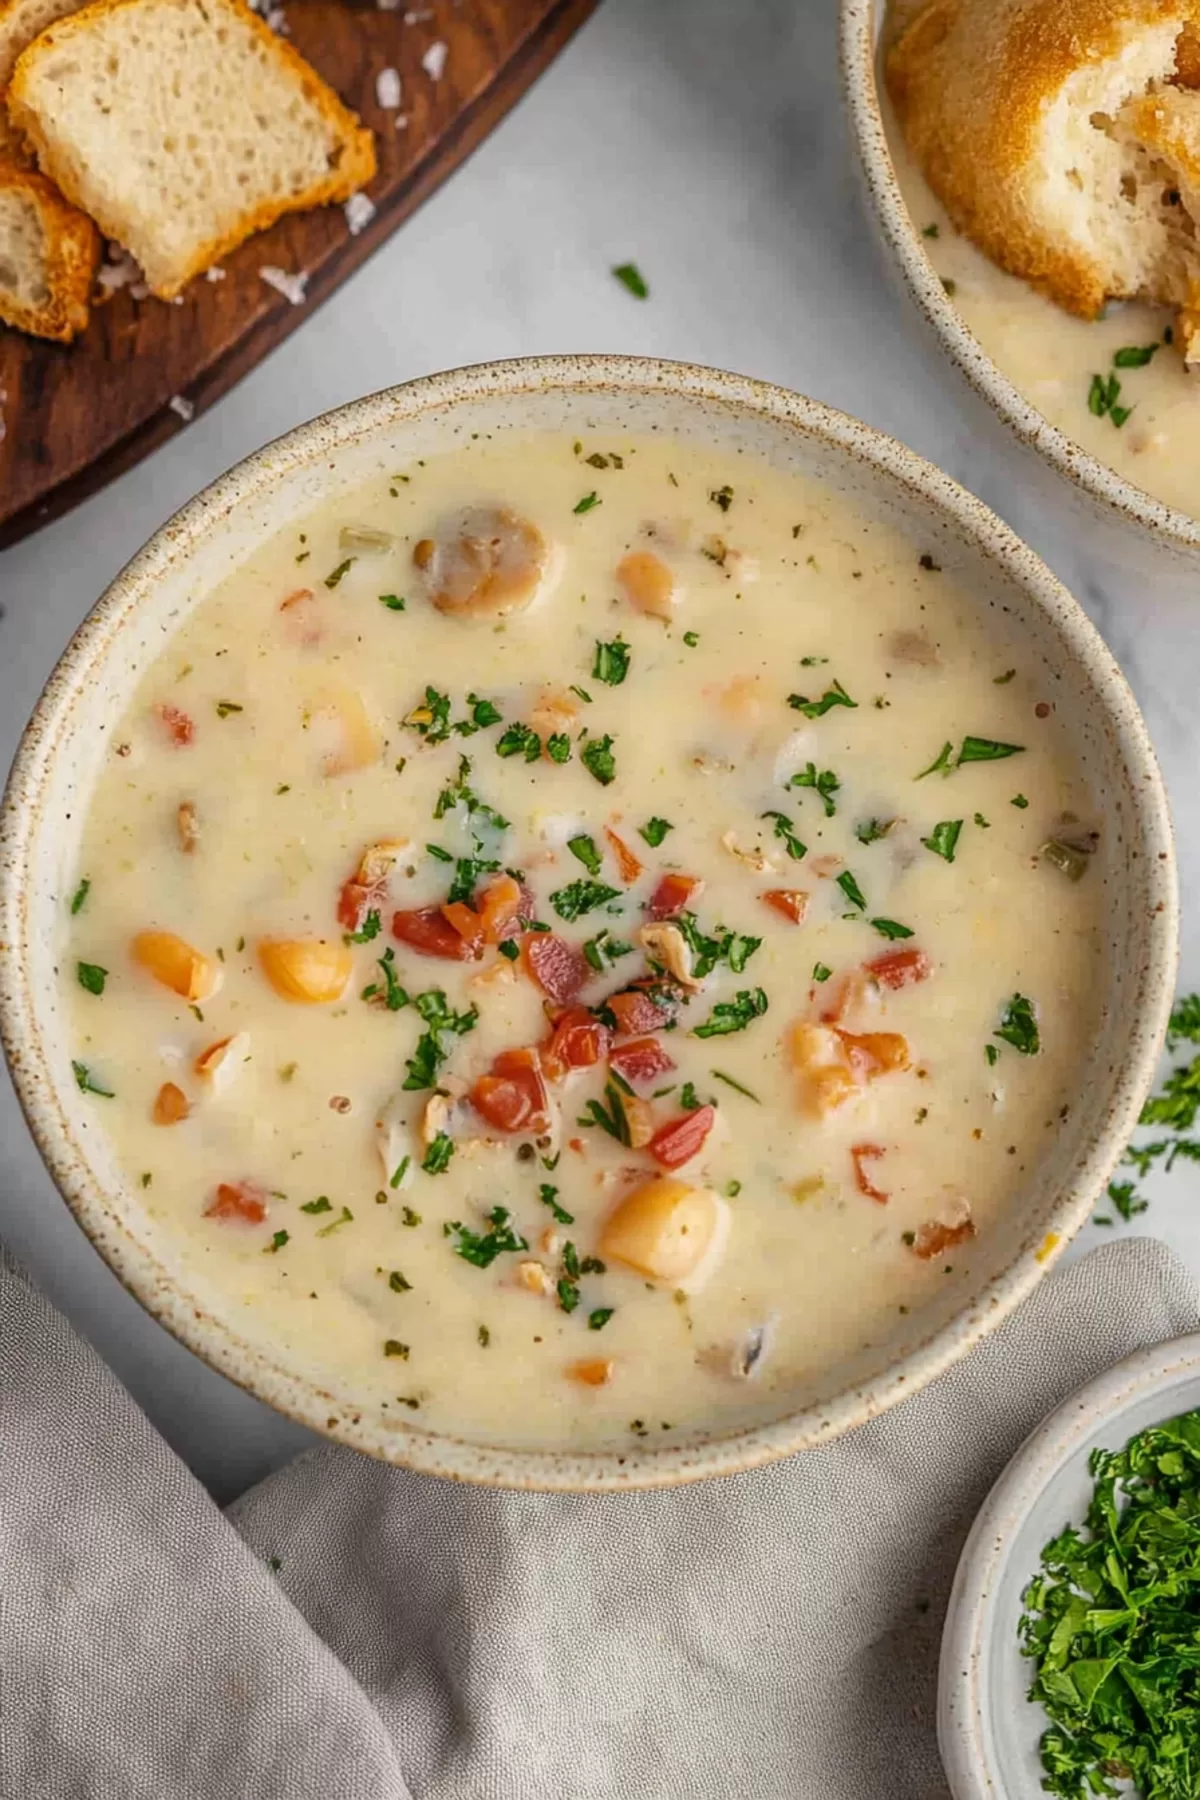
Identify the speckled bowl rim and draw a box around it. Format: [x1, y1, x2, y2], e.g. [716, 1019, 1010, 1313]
[0, 354, 1179, 1491]
[838, 0, 1200, 558]
[938, 1329, 1200, 1798]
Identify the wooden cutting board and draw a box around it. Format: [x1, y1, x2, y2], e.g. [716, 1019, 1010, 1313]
[0, 0, 597, 549]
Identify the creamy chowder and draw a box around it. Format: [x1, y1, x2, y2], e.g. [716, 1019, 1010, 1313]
[62, 429, 1104, 1453]
[887, 117, 1200, 522]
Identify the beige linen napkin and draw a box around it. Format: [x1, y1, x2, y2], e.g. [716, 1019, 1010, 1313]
[1, 1236, 1195, 1800]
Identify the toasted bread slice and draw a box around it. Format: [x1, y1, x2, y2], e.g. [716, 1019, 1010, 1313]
[0, 159, 96, 338]
[887, 0, 1200, 323]
[8, 0, 376, 298]
[0, 0, 83, 161]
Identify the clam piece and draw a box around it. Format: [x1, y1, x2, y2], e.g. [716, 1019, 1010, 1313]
[193, 1033, 250, 1095]
[316, 686, 381, 777]
[616, 549, 677, 620]
[258, 938, 352, 1004]
[636, 922, 702, 991]
[176, 801, 199, 854]
[599, 1176, 730, 1292]
[132, 931, 222, 1003]
[413, 506, 551, 618]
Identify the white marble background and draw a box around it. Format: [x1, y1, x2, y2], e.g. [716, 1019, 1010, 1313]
[1, 0, 1196, 1502]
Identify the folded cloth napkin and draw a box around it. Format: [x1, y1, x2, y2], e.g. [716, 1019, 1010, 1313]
[1, 1237, 1195, 1800]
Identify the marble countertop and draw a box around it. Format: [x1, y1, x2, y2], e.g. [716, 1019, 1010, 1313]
[1, 0, 1196, 1503]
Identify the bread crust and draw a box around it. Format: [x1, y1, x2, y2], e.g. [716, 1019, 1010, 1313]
[0, 158, 97, 339]
[8, 0, 377, 298]
[0, 0, 85, 163]
[886, 0, 1200, 316]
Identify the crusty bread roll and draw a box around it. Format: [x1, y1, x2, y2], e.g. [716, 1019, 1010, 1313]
[0, 160, 97, 339]
[887, 0, 1200, 344]
[0, 0, 84, 162]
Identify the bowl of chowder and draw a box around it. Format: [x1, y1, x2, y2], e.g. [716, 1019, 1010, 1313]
[841, 0, 1200, 562]
[0, 356, 1176, 1490]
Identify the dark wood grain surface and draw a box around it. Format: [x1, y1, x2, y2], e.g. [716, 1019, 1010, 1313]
[0, 0, 597, 549]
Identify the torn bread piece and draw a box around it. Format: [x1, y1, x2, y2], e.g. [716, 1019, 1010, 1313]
[0, 161, 97, 339]
[887, 0, 1200, 354]
[0, 0, 84, 161]
[8, 0, 376, 298]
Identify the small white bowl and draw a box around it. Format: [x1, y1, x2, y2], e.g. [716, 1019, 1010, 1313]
[839, 0, 1200, 568]
[939, 1332, 1200, 1797]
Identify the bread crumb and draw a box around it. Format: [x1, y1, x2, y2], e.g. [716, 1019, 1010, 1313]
[205, 266, 226, 282]
[404, 7, 432, 18]
[421, 40, 447, 80]
[259, 265, 308, 305]
[96, 251, 141, 294]
[344, 192, 376, 236]
[168, 394, 195, 422]
[376, 66, 401, 109]
[376, 0, 400, 11]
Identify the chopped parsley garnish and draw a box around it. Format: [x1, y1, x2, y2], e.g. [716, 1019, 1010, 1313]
[568, 834, 602, 876]
[477, 1325, 491, 1347]
[985, 1044, 999, 1067]
[918, 736, 1025, 776]
[388, 1270, 411, 1292]
[789, 762, 840, 818]
[317, 1206, 354, 1237]
[401, 1205, 421, 1226]
[324, 557, 356, 588]
[70, 877, 91, 915]
[787, 677, 857, 718]
[569, 684, 592, 704]
[922, 819, 963, 863]
[592, 636, 630, 685]
[574, 492, 601, 515]
[383, 1340, 409, 1358]
[405, 685, 452, 743]
[550, 879, 622, 922]
[422, 1133, 456, 1175]
[546, 733, 572, 764]
[800, 655, 829, 666]
[433, 755, 510, 834]
[760, 809, 807, 860]
[301, 1196, 333, 1215]
[612, 261, 649, 299]
[679, 1081, 702, 1111]
[539, 1183, 574, 1225]
[712, 1069, 760, 1102]
[265, 1230, 289, 1254]
[836, 870, 867, 911]
[215, 700, 243, 718]
[710, 484, 734, 512]
[588, 1308, 615, 1331]
[921, 222, 939, 238]
[447, 855, 500, 905]
[557, 1277, 580, 1314]
[344, 909, 382, 944]
[871, 918, 915, 940]
[390, 1157, 411, 1191]
[1019, 1408, 1200, 1796]
[916, 741, 955, 780]
[378, 593, 406, 611]
[76, 961, 107, 996]
[578, 1081, 633, 1144]
[454, 693, 504, 736]
[425, 844, 453, 863]
[994, 669, 1016, 685]
[994, 993, 1040, 1056]
[581, 734, 617, 786]
[855, 818, 894, 845]
[1087, 369, 1132, 427]
[693, 987, 768, 1040]
[1113, 341, 1160, 367]
[812, 963, 832, 983]
[974, 812, 991, 828]
[675, 912, 761, 978]
[362, 946, 409, 1012]
[682, 631, 700, 647]
[1104, 1179, 1148, 1222]
[639, 817, 673, 848]
[583, 929, 634, 972]
[71, 1060, 114, 1097]
[495, 722, 542, 762]
[449, 1206, 528, 1266]
[403, 989, 478, 1091]
[1012, 794, 1030, 809]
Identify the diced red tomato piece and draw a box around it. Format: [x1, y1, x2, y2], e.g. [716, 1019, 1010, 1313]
[156, 702, 195, 746]
[393, 906, 477, 960]
[866, 947, 932, 990]
[523, 931, 590, 1003]
[608, 983, 678, 1036]
[605, 826, 644, 884]
[476, 873, 524, 945]
[647, 873, 704, 920]
[761, 888, 809, 924]
[338, 877, 387, 932]
[851, 1143, 888, 1204]
[648, 1104, 716, 1170]
[205, 1181, 268, 1224]
[440, 899, 487, 953]
[471, 1047, 552, 1136]
[609, 1036, 677, 1085]
[542, 1008, 610, 1082]
[911, 1214, 975, 1260]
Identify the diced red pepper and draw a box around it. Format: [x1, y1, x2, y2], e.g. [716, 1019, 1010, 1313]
[647, 873, 704, 920]
[608, 983, 678, 1036]
[866, 947, 932, 990]
[605, 826, 644, 884]
[156, 702, 195, 746]
[851, 1143, 888, 1203]
[441, 899, 487, 953]
[609, 1036, 677, 1085]
[393, 906, 477, 960]
[761, 888, 809, 924]
[523, 931, 590, 1003]
[471, 1047, 552, 1136]
[542, 1008, 610, 1083]
[911, 1214, 975, 1260]
[205, 1180, 268, 1224]
[648, 1104, 716, 1170]
[476, 873, 525, 945]
[338, 878, 377, 932]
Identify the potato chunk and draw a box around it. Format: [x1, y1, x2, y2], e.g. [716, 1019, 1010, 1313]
[259, 938, 352, 1004]
[599, 1176, 730, 1292]
[413, 506, 550, 618]
[132, 930, 221, 1002]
